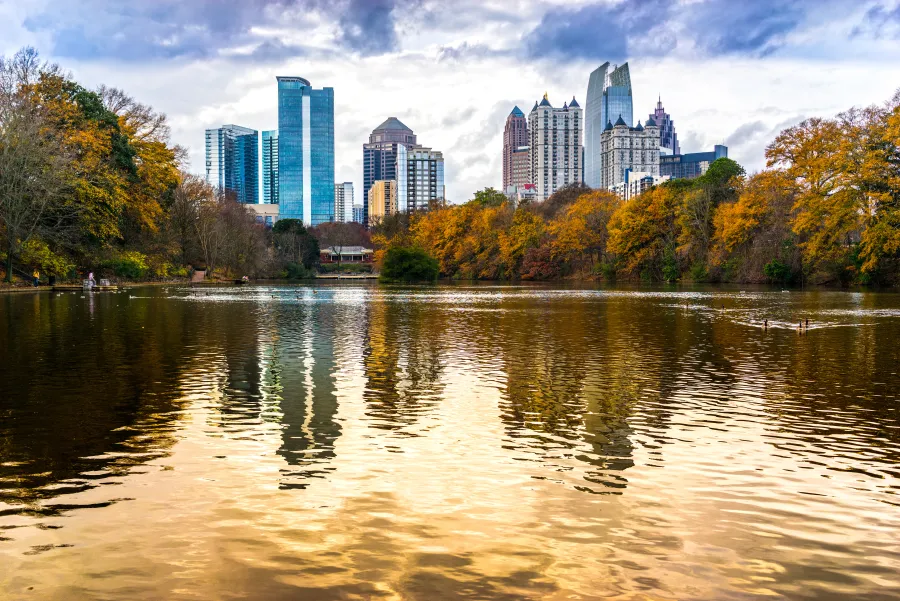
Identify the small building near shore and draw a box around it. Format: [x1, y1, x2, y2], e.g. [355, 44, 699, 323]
[320, 246, 374, 263]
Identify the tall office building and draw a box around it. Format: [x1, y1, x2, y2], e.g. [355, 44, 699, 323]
[261, 130, 279, 204]
[528, 93, 583, 202]
[585, 62, 633, 188]
[650, 97, 680, 155]
[502, 106, 529, 189]
[600, 115, 660, 191]
[334, 182, 354, 223]
[396, 145, 445, 212]
[277, 76, 334, 225]
[352, 204, 364, 224]
[367, 180, 397, 224]
[205, 124, 259, 204]
[362, 117, 417, 225]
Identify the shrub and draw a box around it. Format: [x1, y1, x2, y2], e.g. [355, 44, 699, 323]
[105, 251, 149, 279]
[318, 262, 374, 274]
[763, 259, 790, 285]
[689, 262, 708, 282]
[148, 255, 176, 279]
[286, 262, 315, 279]
[20, 239, 74, 277]
[379, 247, 439, 283]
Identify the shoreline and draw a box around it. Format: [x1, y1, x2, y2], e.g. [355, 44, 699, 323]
[3, 279, 898, 295]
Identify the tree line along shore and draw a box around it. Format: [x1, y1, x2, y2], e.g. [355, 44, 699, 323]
[2, 47, 899, 288]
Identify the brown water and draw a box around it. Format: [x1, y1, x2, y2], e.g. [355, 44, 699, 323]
[1, 284, 899, 600]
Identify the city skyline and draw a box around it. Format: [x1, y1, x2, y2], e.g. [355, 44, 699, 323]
[4, 1, 900, 206]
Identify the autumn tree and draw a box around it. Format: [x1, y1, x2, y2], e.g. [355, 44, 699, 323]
[856, 92, 900, 280]
[608, 183, 682, 281]
[549, 190, 621, 276]
[766, 117, 862, 282]
[0, 48, 73, 282]
[676, 158, 745, 274]
[710, 170, 800, 283]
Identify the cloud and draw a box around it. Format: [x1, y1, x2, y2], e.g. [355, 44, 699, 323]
[338, 0, 399, 56]
[519, 0, 878, 61]
[725, 121, 768, 147]
[688, 0, 808, 57]
[436, 42, 511, 63]
[522, 2, 634, 62]
[21, 0, 406, 61]
[853, 2, 900, 39]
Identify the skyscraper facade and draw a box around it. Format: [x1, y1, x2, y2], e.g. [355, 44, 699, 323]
[660, 145, 728, 180]
[528, 93, 583, 201]
[277, 76, 334, 225]
[510, 147, 529, 189]
[502, 106, 529, 189]
[362, 117, 417, 225]
[396, 145, 445, 212]
[650, 97, 680, 155]
[585, 62, 633, 188]
[600, 115, 660, 191]
[261, 130, 279, 204]
[334, 182, 354, 223]
[352, 204, 364, 224]
[205, 124, 259, 204]
[367, 180, 397, 224]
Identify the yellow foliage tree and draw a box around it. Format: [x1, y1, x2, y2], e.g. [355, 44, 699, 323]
[548, 190, 620, 275]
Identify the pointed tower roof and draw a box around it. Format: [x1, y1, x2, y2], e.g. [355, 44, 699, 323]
[531, 100, 539, 112]
[539, 92, 552, 107]
[634, 120, 644, 131]
[562, 101, 568, 110]
[604, 120, 614, 131]
[645, 115, 658, 127]
[510, 105, 525, 118]
[568, 95, 580, 108]
[373, 117, 413, 132]
[614, 114, 627, 127]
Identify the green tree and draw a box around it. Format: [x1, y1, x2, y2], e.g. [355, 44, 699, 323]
[380, 247, 439, 282]
[472, 187, 508, 208]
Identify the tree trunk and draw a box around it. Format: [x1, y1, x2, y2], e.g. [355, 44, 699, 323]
[5, 240, 13, 283]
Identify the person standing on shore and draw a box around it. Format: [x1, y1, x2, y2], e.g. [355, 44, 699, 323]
[32, 269, 39, 287]
[88, 271, 96, 288]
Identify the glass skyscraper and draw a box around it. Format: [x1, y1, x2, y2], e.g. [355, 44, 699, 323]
[585, 62, 633, 189]
[205, 124, 259, 204]
[277, 76, 334, 225]
[262, 130, 279, 204]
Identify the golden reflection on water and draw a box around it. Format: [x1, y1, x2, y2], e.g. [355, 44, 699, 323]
[1, 284, 899, 600]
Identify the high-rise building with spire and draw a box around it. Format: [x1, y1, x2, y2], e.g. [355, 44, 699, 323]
[600, 115, 660, 192]
[585, 62, 633, 188]
[650, 97, 680, 156]
[528, 93, 583, 201]
[502, 106, 529, 189]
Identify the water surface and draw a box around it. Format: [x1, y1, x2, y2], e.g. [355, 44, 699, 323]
[1, 284, 899, 599]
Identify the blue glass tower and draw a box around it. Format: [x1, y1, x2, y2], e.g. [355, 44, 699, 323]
[277, 76, 334, 225]
[262, 130, 279, 204]
[205, 124, 259, 204]
[585, 62, 633, 188]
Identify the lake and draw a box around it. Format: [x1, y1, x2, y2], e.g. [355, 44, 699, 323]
[1, 284, 899, 600]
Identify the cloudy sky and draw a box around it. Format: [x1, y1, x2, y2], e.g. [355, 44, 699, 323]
[2, 0, 900, 204]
